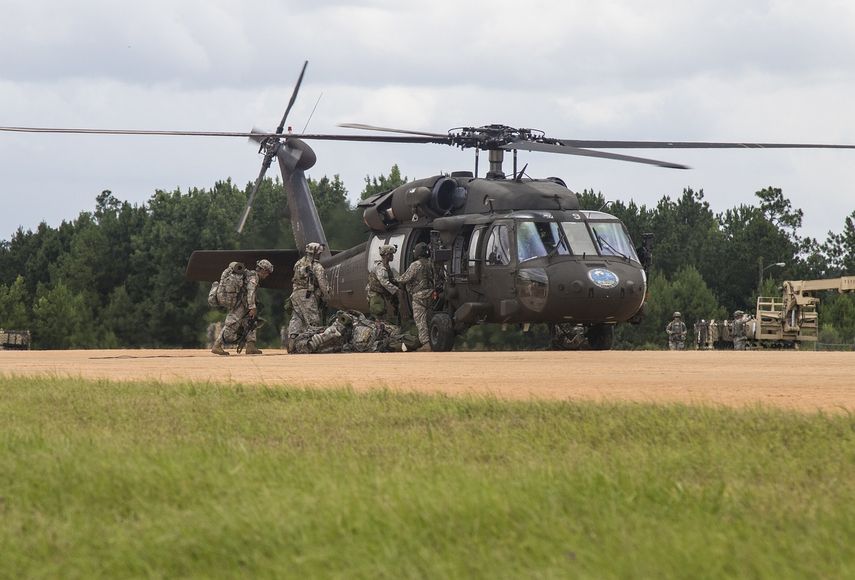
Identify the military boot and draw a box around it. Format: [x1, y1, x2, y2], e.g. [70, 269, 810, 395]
[244, 342, 263, 355]
[211, 337, 229, 356]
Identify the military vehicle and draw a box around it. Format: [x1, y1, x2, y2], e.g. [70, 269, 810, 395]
[3, 61, 855, 351]
[0, 329, 31, 350]
[746, 276, 855, 348]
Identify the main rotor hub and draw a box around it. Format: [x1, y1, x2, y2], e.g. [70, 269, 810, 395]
[449, 125, 550, 150]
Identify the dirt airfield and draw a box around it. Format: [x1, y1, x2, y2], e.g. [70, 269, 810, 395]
[2, 349, 854, 412]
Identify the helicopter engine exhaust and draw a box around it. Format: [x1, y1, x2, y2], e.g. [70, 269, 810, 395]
[363, 176, 467, 230]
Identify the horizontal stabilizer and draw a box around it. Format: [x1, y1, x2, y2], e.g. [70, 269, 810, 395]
[185, 249, 301, 289]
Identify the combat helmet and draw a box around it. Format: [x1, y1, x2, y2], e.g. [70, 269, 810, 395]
[734, 310, 744, 317]
[673, 311, 682, 318]
[379, 244, 397, 257]
[413, 242, 429, 258]
[305, 242, 324, 257]
[256, 258, 274, 274]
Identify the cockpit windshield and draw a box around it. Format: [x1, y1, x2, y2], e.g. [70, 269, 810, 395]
[516, 221, 569, 262]
[588, 221, 639, 261]
[515, 218, 640, 262]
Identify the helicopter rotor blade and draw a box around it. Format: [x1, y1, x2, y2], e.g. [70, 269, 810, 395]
[338, 123, 448, 138]
[0, 125, 446, 144]
[275, 60, 308, 135]
[237, 153, 274, 234]
[555, 138, 855, 150]
[503, 141, 690, 170]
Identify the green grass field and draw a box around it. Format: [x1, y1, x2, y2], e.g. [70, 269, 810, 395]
[1, 376, 853, 579]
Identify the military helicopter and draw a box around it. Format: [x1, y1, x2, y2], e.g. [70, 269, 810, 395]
[4, 61, 854, 351]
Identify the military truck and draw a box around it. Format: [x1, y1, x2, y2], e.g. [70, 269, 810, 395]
[0, 328, 31, 350]
[746, 276, 855, 348]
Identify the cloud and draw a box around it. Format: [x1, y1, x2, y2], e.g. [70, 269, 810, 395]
[1, 0, 853, 240]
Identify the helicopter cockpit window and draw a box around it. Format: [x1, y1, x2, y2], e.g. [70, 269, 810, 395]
[589, 222, 639, 262]
[560, 222, 599, 256]
[516, 221, 569, 262]
[485, 224, 511, 266]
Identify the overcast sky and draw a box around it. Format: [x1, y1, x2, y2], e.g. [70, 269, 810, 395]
[1, 0, 854, 242]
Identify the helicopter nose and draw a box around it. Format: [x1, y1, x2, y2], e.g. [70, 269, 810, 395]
[517, 261, 645, 322]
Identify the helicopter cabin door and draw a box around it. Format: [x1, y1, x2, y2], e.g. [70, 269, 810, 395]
[481, 221, 517, 321]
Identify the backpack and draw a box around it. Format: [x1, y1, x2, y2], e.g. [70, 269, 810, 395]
[208, 262, 246, 309]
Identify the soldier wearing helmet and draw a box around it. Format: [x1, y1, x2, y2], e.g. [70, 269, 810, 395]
[665, 311, 687, 350]
[286, 242, 330, 348]
[366, 244, 400, 322]
[211, 258, 274, 356]
[732, 310, 748, 350]
[396, 242, 435, 350]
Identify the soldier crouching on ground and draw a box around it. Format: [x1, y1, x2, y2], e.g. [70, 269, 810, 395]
[366, 245, 400, 323]
[396, 242, 434, 351]
[289, 310, 420, 354]
[211, 258, 274, 356]
[287, 242, 330, 348]
[665, 311, 687, 350]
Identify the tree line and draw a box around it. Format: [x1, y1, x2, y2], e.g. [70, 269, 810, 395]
[1, 166, 853, 349]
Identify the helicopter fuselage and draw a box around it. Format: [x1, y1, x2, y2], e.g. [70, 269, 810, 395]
[321, 173, 647, 332]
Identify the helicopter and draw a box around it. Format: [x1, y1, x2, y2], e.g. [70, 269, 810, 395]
[4, 60, 855, 351]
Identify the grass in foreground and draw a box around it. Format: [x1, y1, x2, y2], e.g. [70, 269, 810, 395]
[1, 376, 854, 579]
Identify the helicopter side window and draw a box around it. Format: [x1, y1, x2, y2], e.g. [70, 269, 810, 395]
[517, 221, 569, 262]
[468, 228, 483, 271]
[452, 235, 465, 275]
[485, 224, 511, 266]
[560, 221, 599, 256]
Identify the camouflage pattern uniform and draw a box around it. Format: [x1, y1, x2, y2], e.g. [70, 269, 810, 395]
[212, 259, 273, 355]
[665, 312, 687, 350]
[206, 321, 223, 348]
[695, 319, 709, 350]
[396, 243, 434, 347]
[732, 310, 748, 350]
[289, 310, 419, 354]
[287, 243, 330, 341]
[366, 245, 399, 322]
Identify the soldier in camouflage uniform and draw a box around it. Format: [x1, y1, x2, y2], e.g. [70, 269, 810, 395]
[396, 242, 435, 349]
[289, 310, 419, 354]
[287, 242, 330, 346]
[211, 258, 273, 356]
[732, 310, 748, 350]
[366, 245, 400, 322]
[665, 311, 687, 350]
[694, 319, 710, 350]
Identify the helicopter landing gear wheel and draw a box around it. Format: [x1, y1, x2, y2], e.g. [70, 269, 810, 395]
[586, 324, 615, 351]
[429, 312, 455, 352]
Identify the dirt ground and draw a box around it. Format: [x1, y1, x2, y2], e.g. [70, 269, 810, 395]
[2, 349, 854, 412]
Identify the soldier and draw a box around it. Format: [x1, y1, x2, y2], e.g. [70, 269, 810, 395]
[289, 310, 420, 354]
[287, 242, 330, 345]
[366, 244, 400, 322]
[396, 242, 435, 350]
[211, 258, 273, 356]
[695, 319, 710, 350]
[665, 311, 687, 350]
[732, 310, 748, 350]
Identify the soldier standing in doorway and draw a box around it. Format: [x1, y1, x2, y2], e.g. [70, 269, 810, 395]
[665, 311, 687, 350]
[287, 242, 330, 346]
[396, 242, 435, 350]
[366, 245, 400, 322]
